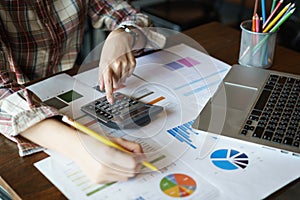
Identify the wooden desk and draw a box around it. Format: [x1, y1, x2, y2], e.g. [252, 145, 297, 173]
[1, 22, 300, 199]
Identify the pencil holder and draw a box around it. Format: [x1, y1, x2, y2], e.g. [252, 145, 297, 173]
[238, 20, 277, 68]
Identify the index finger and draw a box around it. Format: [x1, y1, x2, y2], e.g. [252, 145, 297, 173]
[103, 68, 114, 104]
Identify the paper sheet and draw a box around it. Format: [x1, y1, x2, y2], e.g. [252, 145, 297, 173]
[35, 151, 219, 200]
[27, 73, 104, 118]
[32, 44, 300, 200]
[165, 121, 300, 199]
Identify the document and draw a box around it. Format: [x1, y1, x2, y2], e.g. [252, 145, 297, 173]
[32, 44, 299, 200]
[35, 151, 219, 200]
[165, 121, 300, 199]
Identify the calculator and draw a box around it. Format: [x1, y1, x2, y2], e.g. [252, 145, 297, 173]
[81, 92, 163, 129]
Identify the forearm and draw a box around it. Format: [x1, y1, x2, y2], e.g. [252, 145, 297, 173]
[20, 118, 143, 184]
[20, 118, 87, 163]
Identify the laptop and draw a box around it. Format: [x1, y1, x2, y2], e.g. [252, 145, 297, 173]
[192, 65, 300, 156]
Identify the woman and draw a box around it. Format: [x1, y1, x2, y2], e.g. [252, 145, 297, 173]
[0, 0, 164, 183]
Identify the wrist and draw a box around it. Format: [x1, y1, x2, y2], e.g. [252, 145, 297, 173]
[118, 25, 144, 50]
[118, 25, 138, 48]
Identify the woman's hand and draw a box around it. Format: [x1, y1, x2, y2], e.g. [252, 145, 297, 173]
[20, 118, 144, 184]
[98, 28, 136, 104]
[77, 134, 144, 184]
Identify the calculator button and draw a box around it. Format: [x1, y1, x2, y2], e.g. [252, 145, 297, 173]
[114, 111, 121, 115]
[96, 110, 104, 115]
[102, 104, 109, 110]
[106, 107, 113, 112]
[131, 100, 138, 105]
[111, 109, 118, 115]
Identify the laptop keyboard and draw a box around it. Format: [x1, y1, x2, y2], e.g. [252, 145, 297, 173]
[240, 74, 300, 148]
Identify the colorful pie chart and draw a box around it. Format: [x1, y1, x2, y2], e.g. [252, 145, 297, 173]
[160, 173, 197, 198]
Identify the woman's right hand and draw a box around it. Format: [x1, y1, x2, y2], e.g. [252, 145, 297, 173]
[20, 118, 144, 184]
[75, 133, 144, 184]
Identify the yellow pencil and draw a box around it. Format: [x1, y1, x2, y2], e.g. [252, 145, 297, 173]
[263, 3, 291, 33]
[62, 115, 160, 172]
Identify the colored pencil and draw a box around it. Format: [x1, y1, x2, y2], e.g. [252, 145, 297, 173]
[252, 15, 257, 32]
[261, 0, 267, 24]
[270, 8, 296, 32]
[271, 0, 277, 12]
[255, 14, 260, 32]
[263, 2, 291, 33]
[263, 0, 284, 29]
[253, 8, 295, 55]
[252, 0, 259, 32]
[282, 3, 295, 18]
[253, 0, 259, 16]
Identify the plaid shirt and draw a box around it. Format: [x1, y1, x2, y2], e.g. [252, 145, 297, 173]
[0, 0, 164, 156]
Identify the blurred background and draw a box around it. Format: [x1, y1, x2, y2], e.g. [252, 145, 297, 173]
[77, 0, 300, 64]
[132, 0, 300, 52]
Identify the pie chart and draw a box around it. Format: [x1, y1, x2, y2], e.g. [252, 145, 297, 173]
[160, 173, 197, 198]
[210, 149, 249, 170]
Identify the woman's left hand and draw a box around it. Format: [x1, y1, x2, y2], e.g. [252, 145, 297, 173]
[98, 28, 136, 104]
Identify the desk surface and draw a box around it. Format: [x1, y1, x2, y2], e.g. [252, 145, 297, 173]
[1, 22, 300, 200]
